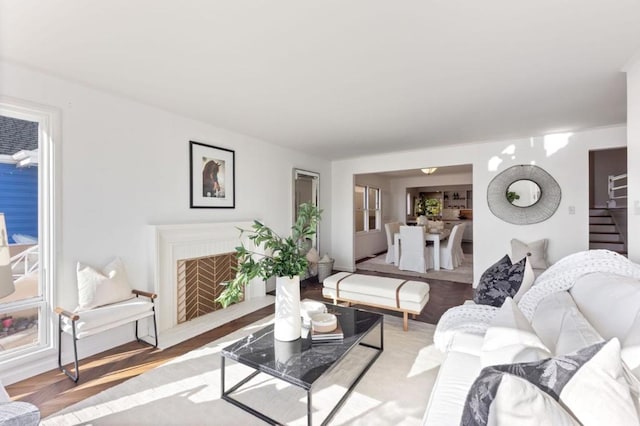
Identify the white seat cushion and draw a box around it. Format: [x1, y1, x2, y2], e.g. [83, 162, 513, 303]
[63, 298, 154, 339]
[323, 272, 429, 304]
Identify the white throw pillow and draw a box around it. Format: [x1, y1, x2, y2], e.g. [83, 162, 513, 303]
[554, 307, 604, 355]
[560, 339, 640, 426]
[481, 297, 551, 367]
[76, 257, 133, 312]
[463, 339, 640, 426]
[511, 238, 548, 270]
[489, 374, 580, 425]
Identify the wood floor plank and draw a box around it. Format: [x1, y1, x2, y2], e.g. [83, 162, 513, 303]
[7, 271, 472, 418]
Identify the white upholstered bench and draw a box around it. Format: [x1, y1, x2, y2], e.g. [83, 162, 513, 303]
[322, 272, 430, 331]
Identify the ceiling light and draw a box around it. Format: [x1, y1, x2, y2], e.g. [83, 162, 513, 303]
[421, 167, 438, 175]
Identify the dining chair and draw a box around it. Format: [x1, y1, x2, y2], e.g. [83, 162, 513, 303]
[439, 223, 466, 270]
[398, 226, 434, 273]
[385, 222, 401, 263]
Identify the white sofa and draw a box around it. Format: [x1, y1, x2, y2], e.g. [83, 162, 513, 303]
[423, 251, 640, 425]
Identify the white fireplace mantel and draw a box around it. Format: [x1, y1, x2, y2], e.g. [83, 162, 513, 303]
[149, 221, 274, 348]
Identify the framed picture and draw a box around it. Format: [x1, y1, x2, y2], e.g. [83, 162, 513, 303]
[189, 141, 235, 208]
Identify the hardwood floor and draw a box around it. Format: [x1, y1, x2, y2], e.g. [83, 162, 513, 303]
[7, 270, 472, 419]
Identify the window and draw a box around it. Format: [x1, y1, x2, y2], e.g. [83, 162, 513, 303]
[355, 185, 380, 232]
[0, 99, 58, 370]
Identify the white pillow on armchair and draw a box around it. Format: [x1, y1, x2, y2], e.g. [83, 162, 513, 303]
[76, 257, 134, 312]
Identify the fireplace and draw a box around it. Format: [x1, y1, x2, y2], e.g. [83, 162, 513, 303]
[149, 222, 274, 348]
[177, 252, 239, 323]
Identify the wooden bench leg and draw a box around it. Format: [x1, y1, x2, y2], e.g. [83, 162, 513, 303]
[403, 312, 408, 331]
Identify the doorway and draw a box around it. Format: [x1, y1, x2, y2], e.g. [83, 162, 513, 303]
[588, 147, 627, 255]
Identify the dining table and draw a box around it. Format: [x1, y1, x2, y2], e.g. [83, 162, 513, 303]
[394, 228, 451, 271]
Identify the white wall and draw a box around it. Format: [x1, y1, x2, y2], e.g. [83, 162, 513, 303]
[627, 55, 640, 262]
[0, 61, 332, 381]
[331, 127, 627, 279]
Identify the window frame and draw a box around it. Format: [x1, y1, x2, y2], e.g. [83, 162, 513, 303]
[354, 184, 381, 233]
[0, 97, 59, 373]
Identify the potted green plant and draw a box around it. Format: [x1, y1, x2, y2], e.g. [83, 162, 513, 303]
[216, 202, 322, 341]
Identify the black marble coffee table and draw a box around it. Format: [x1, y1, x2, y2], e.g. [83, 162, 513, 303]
[221, 303, 383, 425]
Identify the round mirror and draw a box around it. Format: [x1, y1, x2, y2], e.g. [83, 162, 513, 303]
[507, 179, 541, 207]
[487, 165, 561, 225]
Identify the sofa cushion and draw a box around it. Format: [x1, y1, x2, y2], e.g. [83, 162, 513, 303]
[511, 238, 549, 270]
[76, 257, 133, 312]
[462, 339, 640, 426]
[569, 272, 640, 340]
[473, 255, 531, 307]
[481, 298, 551, 367]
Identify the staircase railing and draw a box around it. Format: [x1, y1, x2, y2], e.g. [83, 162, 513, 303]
[10, 245, 39, 280]
[608, 173, 627, 201]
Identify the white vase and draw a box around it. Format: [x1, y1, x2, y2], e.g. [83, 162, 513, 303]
[274, 276, 301, 341]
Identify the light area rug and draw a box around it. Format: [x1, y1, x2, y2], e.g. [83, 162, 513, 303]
[357, 253, 473, 284]
[44, 315, 443, 426]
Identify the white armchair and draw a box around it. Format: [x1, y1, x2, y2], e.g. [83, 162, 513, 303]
[398, 226, 434, 273]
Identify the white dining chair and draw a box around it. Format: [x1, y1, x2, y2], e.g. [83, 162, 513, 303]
[398, 226, 434, 273]
[385, 222, 401, 263]
[439, 223, 466, 270]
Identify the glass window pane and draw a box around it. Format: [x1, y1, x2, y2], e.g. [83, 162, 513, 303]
[368, 188, 378, 209]
[368, 209, 377, 230]
[355, 211, 365, 232]
[0, 306, 39, 354]
[355, 186, 365, 209]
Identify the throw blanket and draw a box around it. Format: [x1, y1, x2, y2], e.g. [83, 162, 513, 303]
[434, 250, 640, 351]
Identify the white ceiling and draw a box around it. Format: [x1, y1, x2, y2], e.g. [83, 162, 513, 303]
[2, 1, 639, 160]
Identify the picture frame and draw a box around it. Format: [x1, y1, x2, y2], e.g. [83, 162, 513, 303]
[189, 141, 235, 208]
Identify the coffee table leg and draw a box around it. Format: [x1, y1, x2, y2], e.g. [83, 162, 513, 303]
[220, 356, 225, 396]
[307, 390, 313, 426]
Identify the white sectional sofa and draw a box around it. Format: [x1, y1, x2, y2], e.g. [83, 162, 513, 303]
[423, 250, 640, 425]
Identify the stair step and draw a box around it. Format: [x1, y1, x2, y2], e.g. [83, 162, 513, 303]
[589, 224, 617, 233]
[589, 217, 614, 225]
[589, 233, 623, 242]
[589, 241, 626, 251]
[589, 209, 611, 216]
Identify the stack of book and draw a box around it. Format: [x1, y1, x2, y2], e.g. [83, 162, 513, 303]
[311, 322, 344, 342]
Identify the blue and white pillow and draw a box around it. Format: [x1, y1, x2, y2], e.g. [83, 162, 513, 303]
[462, 339, 640, 426]
[473, 255, 532, 307]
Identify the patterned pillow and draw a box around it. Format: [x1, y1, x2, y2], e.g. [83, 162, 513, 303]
[473, 255, 528, 307]
[462, 339, 640, 426]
